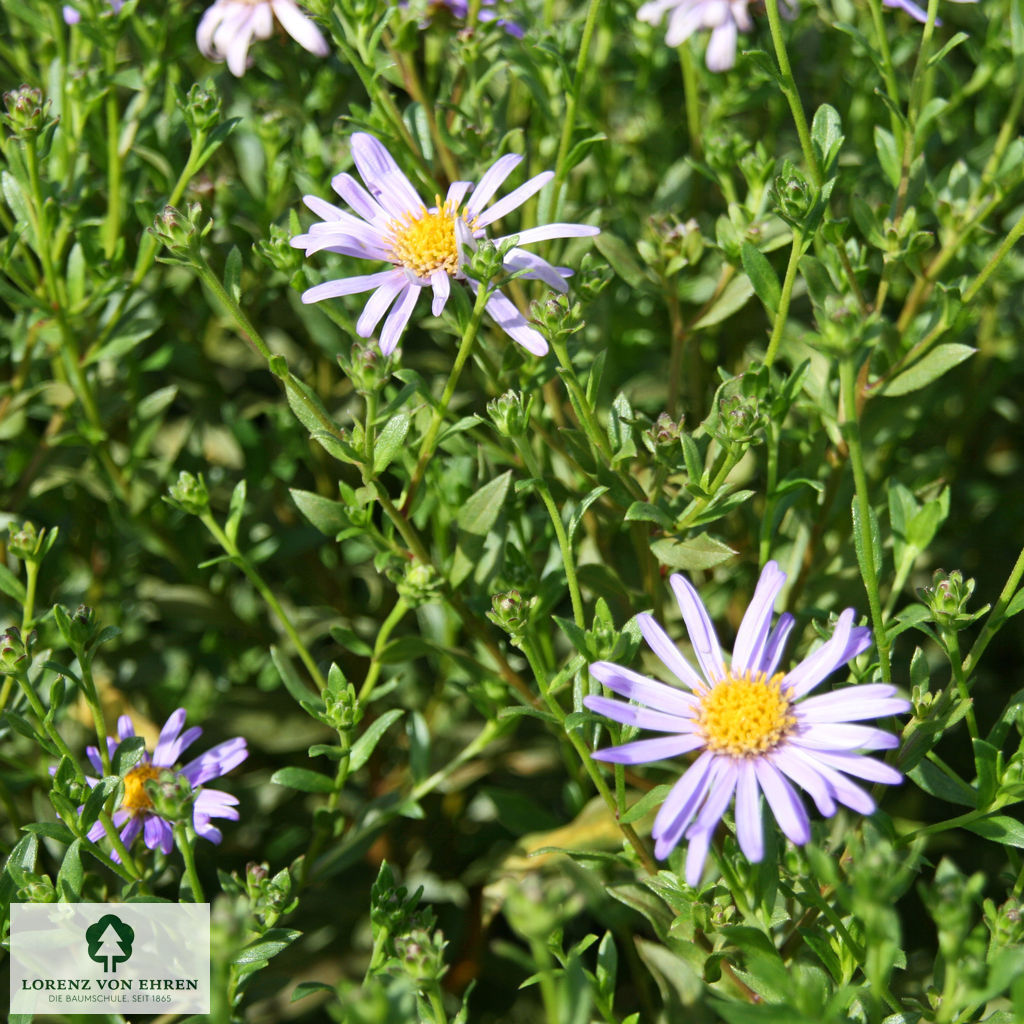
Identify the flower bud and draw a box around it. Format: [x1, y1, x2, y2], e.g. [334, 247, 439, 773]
[324, 681, 364, 733]
[179, 83, 222, 139]
[166, 471, 210, 516]
[486, 590, 535, 643]
[2, 87, 57, 142]
[1, 626, 35, 671]
[487, 389, 533, 438]
[150, 203, 211, 263]
[918, 569, 984, 630]
[395, 561, 442, 606]
[770, 161, 815, 227]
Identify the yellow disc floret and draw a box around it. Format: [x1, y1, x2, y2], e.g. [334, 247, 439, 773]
[386, 197, 463, 279]
[122, 762, 161, 814]
[697, 670, 795, 757]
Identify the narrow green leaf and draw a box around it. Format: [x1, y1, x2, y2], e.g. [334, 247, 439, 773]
[270, 767, 336, 793]
[457, 471, 513, 535]
[224, 245, 243, 303]
[619, 785, 673, 825]
[57, 838, 84, 901]
[349, 709, 404, 772]
[650, 535, 736, 571]
[0, 563, 27, 603]
[290, 487, 350, 537]
[880, 344, 975, 397]
[740, 242, 782, 316]
[373, 412, 411, 474]
[964, 814, 1024, 849]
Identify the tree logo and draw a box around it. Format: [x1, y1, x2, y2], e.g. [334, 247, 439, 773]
[85, 914, 135, 973]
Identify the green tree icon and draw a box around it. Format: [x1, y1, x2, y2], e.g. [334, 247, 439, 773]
[85, 914, 135, 973]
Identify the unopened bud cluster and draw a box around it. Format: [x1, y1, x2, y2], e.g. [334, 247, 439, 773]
[918, 569, 984, 630]
[166, 470, 211, 515]
[2, 86, 56, 141]
[487, 389, 533, 437]
[487, 589, 535, 643]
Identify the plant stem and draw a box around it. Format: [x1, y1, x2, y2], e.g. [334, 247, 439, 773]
[102, 47, 122, 260]
[839, 355, 892, 682]
[199, 512, 327, 692]
[764, 228, 804, 368]
[677, 44, 702, 160]
[358, 597, 409, 703]
[174, 822, 206, 902]
[961, 543, 1024, 680]
[403, 283, 490, 514]
[962, 206, 1024, 305]
[942, 629, 978, 741]
[764, 0, 820, 187]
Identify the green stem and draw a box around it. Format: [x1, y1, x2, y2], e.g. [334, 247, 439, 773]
[425, 983, 449, 1024]
[173, 822, 206, 902]
[678, 44, 702, 160]
[764, 0, 820, 187]
[962, 544, 1024, 680]
[403, 283, 490, 514]
[839, 355, 892, 682]
[764, 228, 805, 368]
[200, 512, 327, 692]
[548, 0, 606, 217]
[519, 638, 657, 873]
[527, 937, 562, 1024]
[942, 629, 978, 741]
[676, 447, 742, 532]
[515, 439, 585, 628]
[358, 597, 409, 704]
[864, 0, 901, 128]
[80, 660, 112, 775]
[22, 560, 40, 633]
[102, 48, 122, 261]
[962, 206, 1024, 305]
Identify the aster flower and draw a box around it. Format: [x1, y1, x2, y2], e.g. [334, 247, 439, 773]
[62, 0, 122, 25]
[428, 0, 525, 37]
[583, 562, 909, 886]
[881, 0, 975, 23]
[290, 133, 600, 357]
[637, 0, 756, 72]
[196, 0, 330, 77]
[83, 710, 247, 859]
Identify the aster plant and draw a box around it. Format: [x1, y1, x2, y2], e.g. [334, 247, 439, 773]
[585, 562, 910, 885]
[291, 133, 599, 357]
[196, 0, 330, 76]
[83, 710, 247, 859]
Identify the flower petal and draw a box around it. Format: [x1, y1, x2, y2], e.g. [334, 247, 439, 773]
[651, 749, 716, 857]
[805, 749, 903, 786]
[669, 573, 726, 683]
[378, 283, 420, 355]
[589, 659, 699, 714]
[481, 288, 549, 355]
[637, 613, 707, 691]
[759, 612, 795, 676]
[731, 561, 786, 674]
[350, 133, 424, 220]
[583, 694, 698, 733]
[794, 723, 900, 751]
[464, 153, 523, 219]
[734, 759, 763, 862]
[303, 270, 399, 305]
[754, 758, 810, 845]
[784, 609, 868, 699]
[769, 747, 836, 816]
[796, 685, 910, 724]
[429, 268, 450, 316]
[271, 0, 330, 55]
[591, 732, 705, 765]
[180, 737, 248, 787]
[475, 170, 555, 227]
[356, 277, 408, 338]
[144, 814, 174, 854]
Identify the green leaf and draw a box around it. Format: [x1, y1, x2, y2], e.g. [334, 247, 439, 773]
[619, 785, 673, 825]
[329, 625, 374, 657]
[224, 245, 243, 303]
[811, 104, 844, 175]
[349, 708, 404, 772]
[568, 486, 609, 545]
[608, 392, 637, 461]
[594, 232, 648, 289]
[290, 487, 349, 537]
[291, 981, 335, 1003]
[973, 738, 1000, 809]
[57, 838, 84, 901]
[740, 242, 782, 316]
[373, 412, 411, 474]
[233, 927, 302, 965]
[81, 777, 123, 831]
[271, 645, 318, 706]
[880, 344, 976, 397]
[0, 563, 27, 603]
[963, 814, 1024, 848]
[112, 736, 147, 776]
[270, 767, 336, 793]
[650, 535, 736, 571]
[225, 479, 247, 546]
[908, 759, 977, 808]
[692, 275, 754, 329]
[457, 471, 513, 535]
[624, 501, 675, 530]
[874, 126, 901, 188]
[927, 31, 969, 68]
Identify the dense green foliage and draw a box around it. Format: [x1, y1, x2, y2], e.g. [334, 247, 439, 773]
[2, 0, 1024, 1019]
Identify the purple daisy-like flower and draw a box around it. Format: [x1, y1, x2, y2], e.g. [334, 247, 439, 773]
[62, 0, 123, 25]
[583, 561, 909, 886]
[637, 0, 756, 72]
[290, 133, 600, 357]
[881, 0, 975, 24]
[196, 0, 330, 77]
[83, 710, 247, 859]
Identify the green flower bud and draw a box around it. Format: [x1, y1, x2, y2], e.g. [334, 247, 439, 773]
[918, 569, 984, 630]
[770, 161, 815, 227]
[145, 769, 194, 824]
[2, 86, 57, 142]
[150, 203, 211, 263]
[324, 681, 364, 733]
[463, 234, 515, 286]
[179, 83, 222, 139]
[395, 561, 443, 607]
[393, 928, 448, 985]
[8, 520, 43, 562]
[166, 470, 210, 516]
[487, 389, 533, 438]
[257, 222, 304, 278]
[530, 292, 584, 342]
[1, 626, 35, 671]
[486, 589, 535, 643]
[644, 412, 685, 452]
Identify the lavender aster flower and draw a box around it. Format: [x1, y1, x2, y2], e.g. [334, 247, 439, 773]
[196, 0, 330, 77]
[83, 710, 247, 859]
[637, 0, 755, 71]
[290, 133, 600, 357]
[62, 0, 123, 25]
[881, 0, 975, 23]
[584, 562, 909, 886]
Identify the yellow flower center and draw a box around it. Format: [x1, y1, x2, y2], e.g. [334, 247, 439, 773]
[122, 762, 161, 814]
[386, 198, 463, 280]
[697, 670, 795, 757]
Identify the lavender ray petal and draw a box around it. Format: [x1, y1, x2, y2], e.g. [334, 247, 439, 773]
[481, 288, 549, 355]
[731, 560, 786, 675]
[769, 747, 836, 816]
[330, 172, 391, 225]
[378, 283, 420, 355]
[734, 759, 764, 862]
[429, 269, 451, 316]
[584, 694, 698, 733]
[684, 826, 714, 887]
[508, 223, 601, 246]
[303, 270, 399, 305]
[350, 133, 424, 219]
[180, 737, 248, 787]
[592, 732, 705, 765]
[759, 612, 795, 676]
[637, 613, 706, 691]
[117, 715, 135, 740]
[753, 758, 810, 845]
[474, 171, 555, 228]
[796, 686, 910, 724]
[356, 278, 407, 338]
[705, 17, 739, 72]
[271, 0, 330, 56]
[652, 749, 716, 851]
[464, 154, 523, 219]
[669, 573, 726, 683]
[446, 180, 472, 208]
[784, 609, 861, 699]
[794, 723, 900, 751]
[153, 709, 188, 767]
[500, 249, 571, 291]
[87, 820, 107, 843]
[589, 659, 699, 714]
[807, 749, 903, 786]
